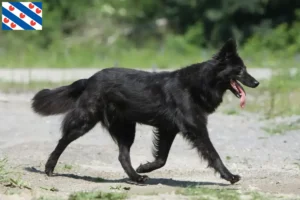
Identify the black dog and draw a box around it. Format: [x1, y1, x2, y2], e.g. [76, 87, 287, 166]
[31, 39, 259, 184]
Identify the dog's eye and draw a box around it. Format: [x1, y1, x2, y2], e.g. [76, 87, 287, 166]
[238, 68, 245, 76]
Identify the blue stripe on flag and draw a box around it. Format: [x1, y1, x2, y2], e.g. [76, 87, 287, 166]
[32, 2, 42, 9]
[2, 8, 35, 30]
[2, 23, 13, 30]
[10, 2, 42, 25]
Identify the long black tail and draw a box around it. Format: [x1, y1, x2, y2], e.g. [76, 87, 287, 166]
[31, 79, 88, 116]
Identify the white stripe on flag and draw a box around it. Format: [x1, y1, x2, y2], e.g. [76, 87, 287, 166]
[3, 2, 42, 30]
[20, 2, 42, 17]
[2, 14, 24, 30]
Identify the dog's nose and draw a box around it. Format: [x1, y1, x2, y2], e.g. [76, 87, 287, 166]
[253, 80, 259, 87]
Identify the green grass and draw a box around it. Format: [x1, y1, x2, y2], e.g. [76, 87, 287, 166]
[40, 186, 59, 192]
[0, 45, 206, 69]
[38, 190, 127, 200]
[38, 197, 63, 200]
[226, 156, 232, 160]
[222, 109, 239, 115]
[221, 69, 300, 118]
[0, 158, 32, 190]
[63, 164, 73, 171]
[294, 162, 300, 170]
[5, 177, 32, 190]
[109, 185, 131, 191]
[68, 191, 127, 200]
[4, 189, 21, 196]
[0, 81, 71, 93]
[55, 163, 79, 174]
[58, 163, 74, 171]
[0, 158, 9, 183]
[251, 70, 300, 118]
[176, 187, 279, 200]
[262, 120, 300, 135]
[0, 37, 299, 69]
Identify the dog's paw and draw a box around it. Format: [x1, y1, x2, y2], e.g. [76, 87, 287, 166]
[136, 164, 146, 173]
[136, 175, 149, 183]
[127, 175, 149, 185]
[221, 174, 241, 184]
[229, 174, 241, 184]
[45, 167, 54, 177]
[136, 161, 154, 173]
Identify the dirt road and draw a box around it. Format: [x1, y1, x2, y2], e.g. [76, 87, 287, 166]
[0, 92, 300, 199]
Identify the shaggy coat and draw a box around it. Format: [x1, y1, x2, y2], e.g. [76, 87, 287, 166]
[32, 39, 259, 184]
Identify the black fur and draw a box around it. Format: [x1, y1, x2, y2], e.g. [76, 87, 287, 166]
[32, 79, 88, 116]
[32, 39, 259, 184]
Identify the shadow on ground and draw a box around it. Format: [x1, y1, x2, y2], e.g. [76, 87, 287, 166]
[24, 166, 229, 188]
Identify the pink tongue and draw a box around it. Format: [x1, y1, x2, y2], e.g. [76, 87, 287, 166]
[236, 84, 246, 108]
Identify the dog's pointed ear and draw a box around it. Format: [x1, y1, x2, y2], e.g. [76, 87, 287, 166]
[213, 38, 237, 61]
[223, 38, 237, 54]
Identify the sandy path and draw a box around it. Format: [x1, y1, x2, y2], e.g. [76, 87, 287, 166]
[0, 93, 300, 199]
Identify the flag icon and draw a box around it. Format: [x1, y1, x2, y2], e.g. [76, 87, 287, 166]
[2, 2, 42, 30]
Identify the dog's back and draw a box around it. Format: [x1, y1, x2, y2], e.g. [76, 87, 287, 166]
[32, 67, 176, 126]
[86, 68, 178, 126]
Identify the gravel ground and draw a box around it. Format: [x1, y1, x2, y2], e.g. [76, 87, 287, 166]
[0, 92, 300, 199]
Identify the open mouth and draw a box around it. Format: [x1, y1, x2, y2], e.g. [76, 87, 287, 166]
[229, 80, 246, 108]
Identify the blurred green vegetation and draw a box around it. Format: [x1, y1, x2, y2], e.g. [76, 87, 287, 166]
[1, 0, 300, 68]
[176, 186, 277, 200]
[221, 70, 300, 118]
[244, 70, 300, 118]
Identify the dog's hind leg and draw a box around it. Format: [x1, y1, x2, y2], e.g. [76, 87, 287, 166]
[136, 128, 177, 173]
[108, 120, 148, 184]
[45, 108, 97, 176]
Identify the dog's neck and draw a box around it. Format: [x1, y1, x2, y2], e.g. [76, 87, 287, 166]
[176, 62, 228, 113]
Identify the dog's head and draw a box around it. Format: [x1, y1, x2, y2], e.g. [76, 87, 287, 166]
[213, 39, 259, 108]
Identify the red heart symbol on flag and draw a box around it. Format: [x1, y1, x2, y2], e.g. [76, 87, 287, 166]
[20, 13, 25, 19]
[3, 18, 9, 23]
[30, 20, 36, 26]
[10, 22, 16, 28]
[29, 3, 34, 9]
[9, 5, 15, 11]
[36, 8, 41, 14]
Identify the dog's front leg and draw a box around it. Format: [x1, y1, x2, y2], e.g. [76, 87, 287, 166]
[173, 94, 240, 184]
[181, 121, 240, 184]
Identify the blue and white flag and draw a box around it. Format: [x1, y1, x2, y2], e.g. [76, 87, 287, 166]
[2, 2, 42, 30]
